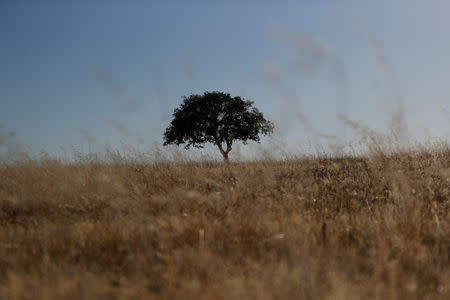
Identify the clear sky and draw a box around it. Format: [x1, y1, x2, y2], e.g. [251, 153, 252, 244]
[1, 1, 450, 160]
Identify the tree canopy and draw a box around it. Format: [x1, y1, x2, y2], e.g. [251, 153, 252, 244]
[163, 91, 274, 162]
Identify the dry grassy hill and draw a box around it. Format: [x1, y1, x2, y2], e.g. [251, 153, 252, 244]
[0, 149, 449, 299]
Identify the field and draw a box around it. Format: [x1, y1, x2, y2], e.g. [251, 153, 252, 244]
[0, 148, 449, 299]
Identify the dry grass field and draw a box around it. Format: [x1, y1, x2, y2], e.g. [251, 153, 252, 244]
[0, 147, 449, 299]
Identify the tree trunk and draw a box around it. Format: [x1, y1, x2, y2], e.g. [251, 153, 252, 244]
[222, 151, 229, 163]
[215, 141, 232, 163]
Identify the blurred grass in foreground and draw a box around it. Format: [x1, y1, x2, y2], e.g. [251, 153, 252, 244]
[0, 143, 449, 299]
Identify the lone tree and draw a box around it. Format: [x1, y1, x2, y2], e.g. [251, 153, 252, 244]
[163, 91, 274, 162]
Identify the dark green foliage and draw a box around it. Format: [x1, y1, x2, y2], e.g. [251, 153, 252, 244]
[164, 91, 274, 161]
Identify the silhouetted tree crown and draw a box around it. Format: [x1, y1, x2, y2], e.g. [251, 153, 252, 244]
[163, 91, 274, 162]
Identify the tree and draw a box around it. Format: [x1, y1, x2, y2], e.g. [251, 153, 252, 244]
[163, 91, 274, 162]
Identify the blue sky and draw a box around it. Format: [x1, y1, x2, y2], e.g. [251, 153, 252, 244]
[1, 1, 450, 159]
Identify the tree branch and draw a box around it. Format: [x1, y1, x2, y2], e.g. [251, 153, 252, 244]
[225, 141, 232, 154]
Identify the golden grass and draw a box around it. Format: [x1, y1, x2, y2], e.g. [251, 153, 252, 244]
[0, 149, 449, 299]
